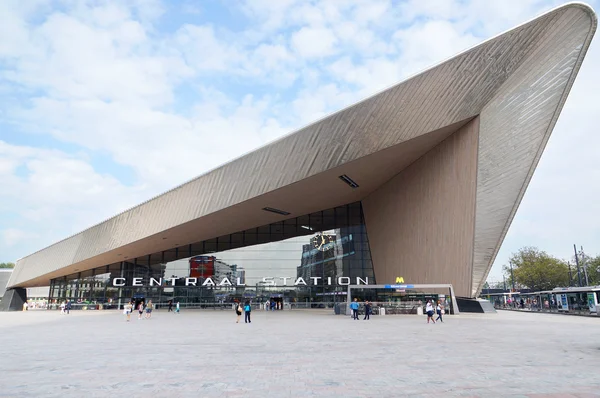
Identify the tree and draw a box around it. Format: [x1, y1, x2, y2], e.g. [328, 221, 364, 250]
[583, 255, 600, 286]
[0, 262, 15, 269]
[570, 249, 600, 286]
[503, 247, 569, 292]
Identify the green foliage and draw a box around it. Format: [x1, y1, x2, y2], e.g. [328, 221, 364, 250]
[570, 250, 600, 286]
[503, 247, 569, 292]
[0, 262, 15, 269]
[584, 255, 600, 286]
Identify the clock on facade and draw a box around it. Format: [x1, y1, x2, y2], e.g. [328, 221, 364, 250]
[311, 233, 335, 251]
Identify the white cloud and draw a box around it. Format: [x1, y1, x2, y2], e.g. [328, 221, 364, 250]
[291, 26, 338, 59]
[0, 140, 148, 255]
[2, 228, 35, 247]
[393, 20, 479, 76]
[174, 24, 243, 72]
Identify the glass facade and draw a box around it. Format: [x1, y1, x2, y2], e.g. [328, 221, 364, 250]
[48, 202, 375, 309]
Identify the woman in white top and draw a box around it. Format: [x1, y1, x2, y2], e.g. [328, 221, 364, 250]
[435, 301, 444, 323]
[425, 300, 436, 324]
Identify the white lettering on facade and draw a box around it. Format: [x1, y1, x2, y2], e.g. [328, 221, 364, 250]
[185, 277, 197, 286]
[150, 278, 163, 286]
[113, 277, 126, 287]
[294, 277, 307, 286]
[338, 277, 350, 285]
[111, 275, 371, 287]
[218, 277, 232, 287]
[262, 277, 275, 286]
[202, 277, 216, 287]
[356, 277, 368, 285]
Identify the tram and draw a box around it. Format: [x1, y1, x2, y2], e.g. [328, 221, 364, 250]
[482, 286, 600, 315]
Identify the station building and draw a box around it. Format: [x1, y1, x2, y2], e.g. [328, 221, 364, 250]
[1, 4, 596, 311]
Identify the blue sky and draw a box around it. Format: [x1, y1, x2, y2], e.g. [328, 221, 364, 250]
[1, 0, 599, 284]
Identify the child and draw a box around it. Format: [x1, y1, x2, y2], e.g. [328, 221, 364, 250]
[124, 301, 132, 322]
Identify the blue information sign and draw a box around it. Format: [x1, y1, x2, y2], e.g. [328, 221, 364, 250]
[384, 284, 414, 289]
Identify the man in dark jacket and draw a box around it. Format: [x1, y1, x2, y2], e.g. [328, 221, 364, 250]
[66, 300, 72, 314]
[363, 301, 371, 320]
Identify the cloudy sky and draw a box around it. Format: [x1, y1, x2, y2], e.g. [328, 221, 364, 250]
[1, 0, 598, 283]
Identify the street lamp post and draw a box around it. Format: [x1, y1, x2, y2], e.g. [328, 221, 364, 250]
[574, 244, 583, 287]
[509, 261, 515, 292]
[581, 246, 590, 286]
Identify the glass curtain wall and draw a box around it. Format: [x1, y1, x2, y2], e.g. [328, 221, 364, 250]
[48, 202, 375, 309]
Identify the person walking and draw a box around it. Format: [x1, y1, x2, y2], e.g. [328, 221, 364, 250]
[435, 300, 444, 323]
[124, 301, 133, 322]
[65, 300, 72, 314]
[350, 298, 360, 320]
[426, 300, 436, 324]
[363, 300, 371, 320]
[168, 300, 173, 312]
[175, 301, 180, 313]
[235, 302, 243, 323]
[137, 301, 145, 320]
[145, 300, 153, 319]
[244, 300, 252, 323]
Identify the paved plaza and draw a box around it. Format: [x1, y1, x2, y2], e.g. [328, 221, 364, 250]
[1, 309, 599, 397]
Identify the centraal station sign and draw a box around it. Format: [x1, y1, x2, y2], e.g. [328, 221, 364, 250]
[111, 276, 370, 288]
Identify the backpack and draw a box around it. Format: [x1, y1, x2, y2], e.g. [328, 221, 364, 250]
[244, 305, 250, 312]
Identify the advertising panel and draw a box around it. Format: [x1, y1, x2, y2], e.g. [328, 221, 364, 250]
[557, 294, 569, 311]
[190, 256, 215, 278]
[587, 293, 596, 313]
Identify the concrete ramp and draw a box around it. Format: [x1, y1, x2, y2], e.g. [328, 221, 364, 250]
[456, 297, 497, 313]
[478, 299, 497, 313]
[0, 288, 27, 311]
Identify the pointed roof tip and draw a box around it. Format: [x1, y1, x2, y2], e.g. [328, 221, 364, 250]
[561, 1, 596, 15]
[555, 2, 597, 30]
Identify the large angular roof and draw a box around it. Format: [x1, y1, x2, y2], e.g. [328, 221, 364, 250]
[8, 3, 596, 296]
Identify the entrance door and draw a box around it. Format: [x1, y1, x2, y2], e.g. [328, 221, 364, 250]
[270, 297, 283, 310]
[134, 297, 145, 312]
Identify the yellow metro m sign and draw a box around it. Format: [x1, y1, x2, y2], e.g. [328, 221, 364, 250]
[395, 276, 405, 283]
